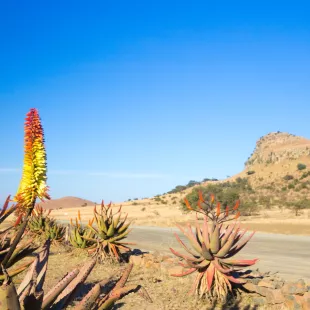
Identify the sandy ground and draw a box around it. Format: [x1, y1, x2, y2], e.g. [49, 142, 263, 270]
[51, 199, 310, 236]
[13, 245, 258, 310]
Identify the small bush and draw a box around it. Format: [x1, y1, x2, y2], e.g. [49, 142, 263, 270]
[300, 171, 310, 179]
[283, 175, 294, 181]
[297, 163, 307, 171]
[291, 198, 310, 216]
[247, 170, 255, 175]
[288, 183, 295, 189]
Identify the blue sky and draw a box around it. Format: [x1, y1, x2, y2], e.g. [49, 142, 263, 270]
[1, 1, 309, 203]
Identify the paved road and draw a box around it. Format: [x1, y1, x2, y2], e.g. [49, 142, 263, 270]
[127, 226, 310, 282]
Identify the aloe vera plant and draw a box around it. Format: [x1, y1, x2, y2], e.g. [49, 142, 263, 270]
[69, 211, 96, 249]
[170, 192, 257, 300]
[86, 201, 134, 262]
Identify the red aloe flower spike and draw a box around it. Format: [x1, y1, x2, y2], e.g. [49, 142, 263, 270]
[235, 211, 241, 219]
[197, 200, 203, 210]
[225, 206, 229, 217]
[210, 194, 215, 204]
[198, 190, 205, 203]
[233, 200, 240, 210]
[184, 198, 193, 211]
[216, 202, 221, 217]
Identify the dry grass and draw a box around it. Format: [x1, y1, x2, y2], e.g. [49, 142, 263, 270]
[13, 243, 257, 310]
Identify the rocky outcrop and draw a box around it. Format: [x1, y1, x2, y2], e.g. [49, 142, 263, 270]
[245, 132, 310, 167]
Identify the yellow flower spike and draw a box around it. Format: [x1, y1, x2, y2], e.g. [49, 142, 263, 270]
[14, 108, 50, 209]
[78, 210, 81, 221]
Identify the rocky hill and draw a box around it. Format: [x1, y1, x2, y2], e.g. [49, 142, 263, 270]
[164, 132, 310, 214]
[245, 132, 310, 167]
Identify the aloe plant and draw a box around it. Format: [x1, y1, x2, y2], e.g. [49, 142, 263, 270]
[0, 240, 152, 309]
[27, 205, 65, 244]
[0, 196, 38, 283]
[1, 109, 50, 269]
[68, 211, 96, 249]
[170, 192, 257, 300]
[0, 108, 151, 309]
[86, 201, 134, 262]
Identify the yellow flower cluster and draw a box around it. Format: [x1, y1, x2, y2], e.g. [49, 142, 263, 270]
[15, 108, 50, 209]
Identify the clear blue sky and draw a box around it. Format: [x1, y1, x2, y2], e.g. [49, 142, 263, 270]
[1, 1, 309, 203]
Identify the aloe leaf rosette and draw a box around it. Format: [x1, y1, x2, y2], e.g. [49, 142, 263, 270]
[170, 192, 258, 300]
[14, 108, 50, 210]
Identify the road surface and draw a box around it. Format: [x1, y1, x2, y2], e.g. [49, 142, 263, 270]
[127, 226, 310, 282]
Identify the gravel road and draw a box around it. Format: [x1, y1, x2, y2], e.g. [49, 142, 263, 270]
[127, 226, 310, 282]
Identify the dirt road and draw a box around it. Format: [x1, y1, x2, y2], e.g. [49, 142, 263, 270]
[127, 226, 310, 282]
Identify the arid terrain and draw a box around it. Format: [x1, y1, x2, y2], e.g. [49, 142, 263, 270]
[49, 132, 310, 236]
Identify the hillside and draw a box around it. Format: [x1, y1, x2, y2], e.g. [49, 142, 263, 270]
[40, 196, 95, 210]
[51, 132, 310, 235]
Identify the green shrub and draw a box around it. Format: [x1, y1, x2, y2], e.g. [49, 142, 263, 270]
[288, 183, 295, 189]
[181, 178, 253, 212]
[291, 198, 310, 216]
[300, 170, 310, 179]
[168, 185, 187, 194]
[283, 175, 294, 181]
[297, 163, 307, 171]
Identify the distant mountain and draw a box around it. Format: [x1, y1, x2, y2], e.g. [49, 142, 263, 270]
[39, 196, 95, 210]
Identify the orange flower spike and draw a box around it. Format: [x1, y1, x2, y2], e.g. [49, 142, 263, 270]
[14, 108, 49, 208]
[184, 198, 193, 210]
[75, 218, 78, 227]
[78, 210, 81, 221]
[70, 218, 73, 226]
[197, 200, 203, 210]
[235, 211, 241, 219]
[198, 190, 205, 203]
[225, 206, 229, 217]
[216, 202, 221, 217]
[233, 200, 240, 210]
[210, 194, 215, 204]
